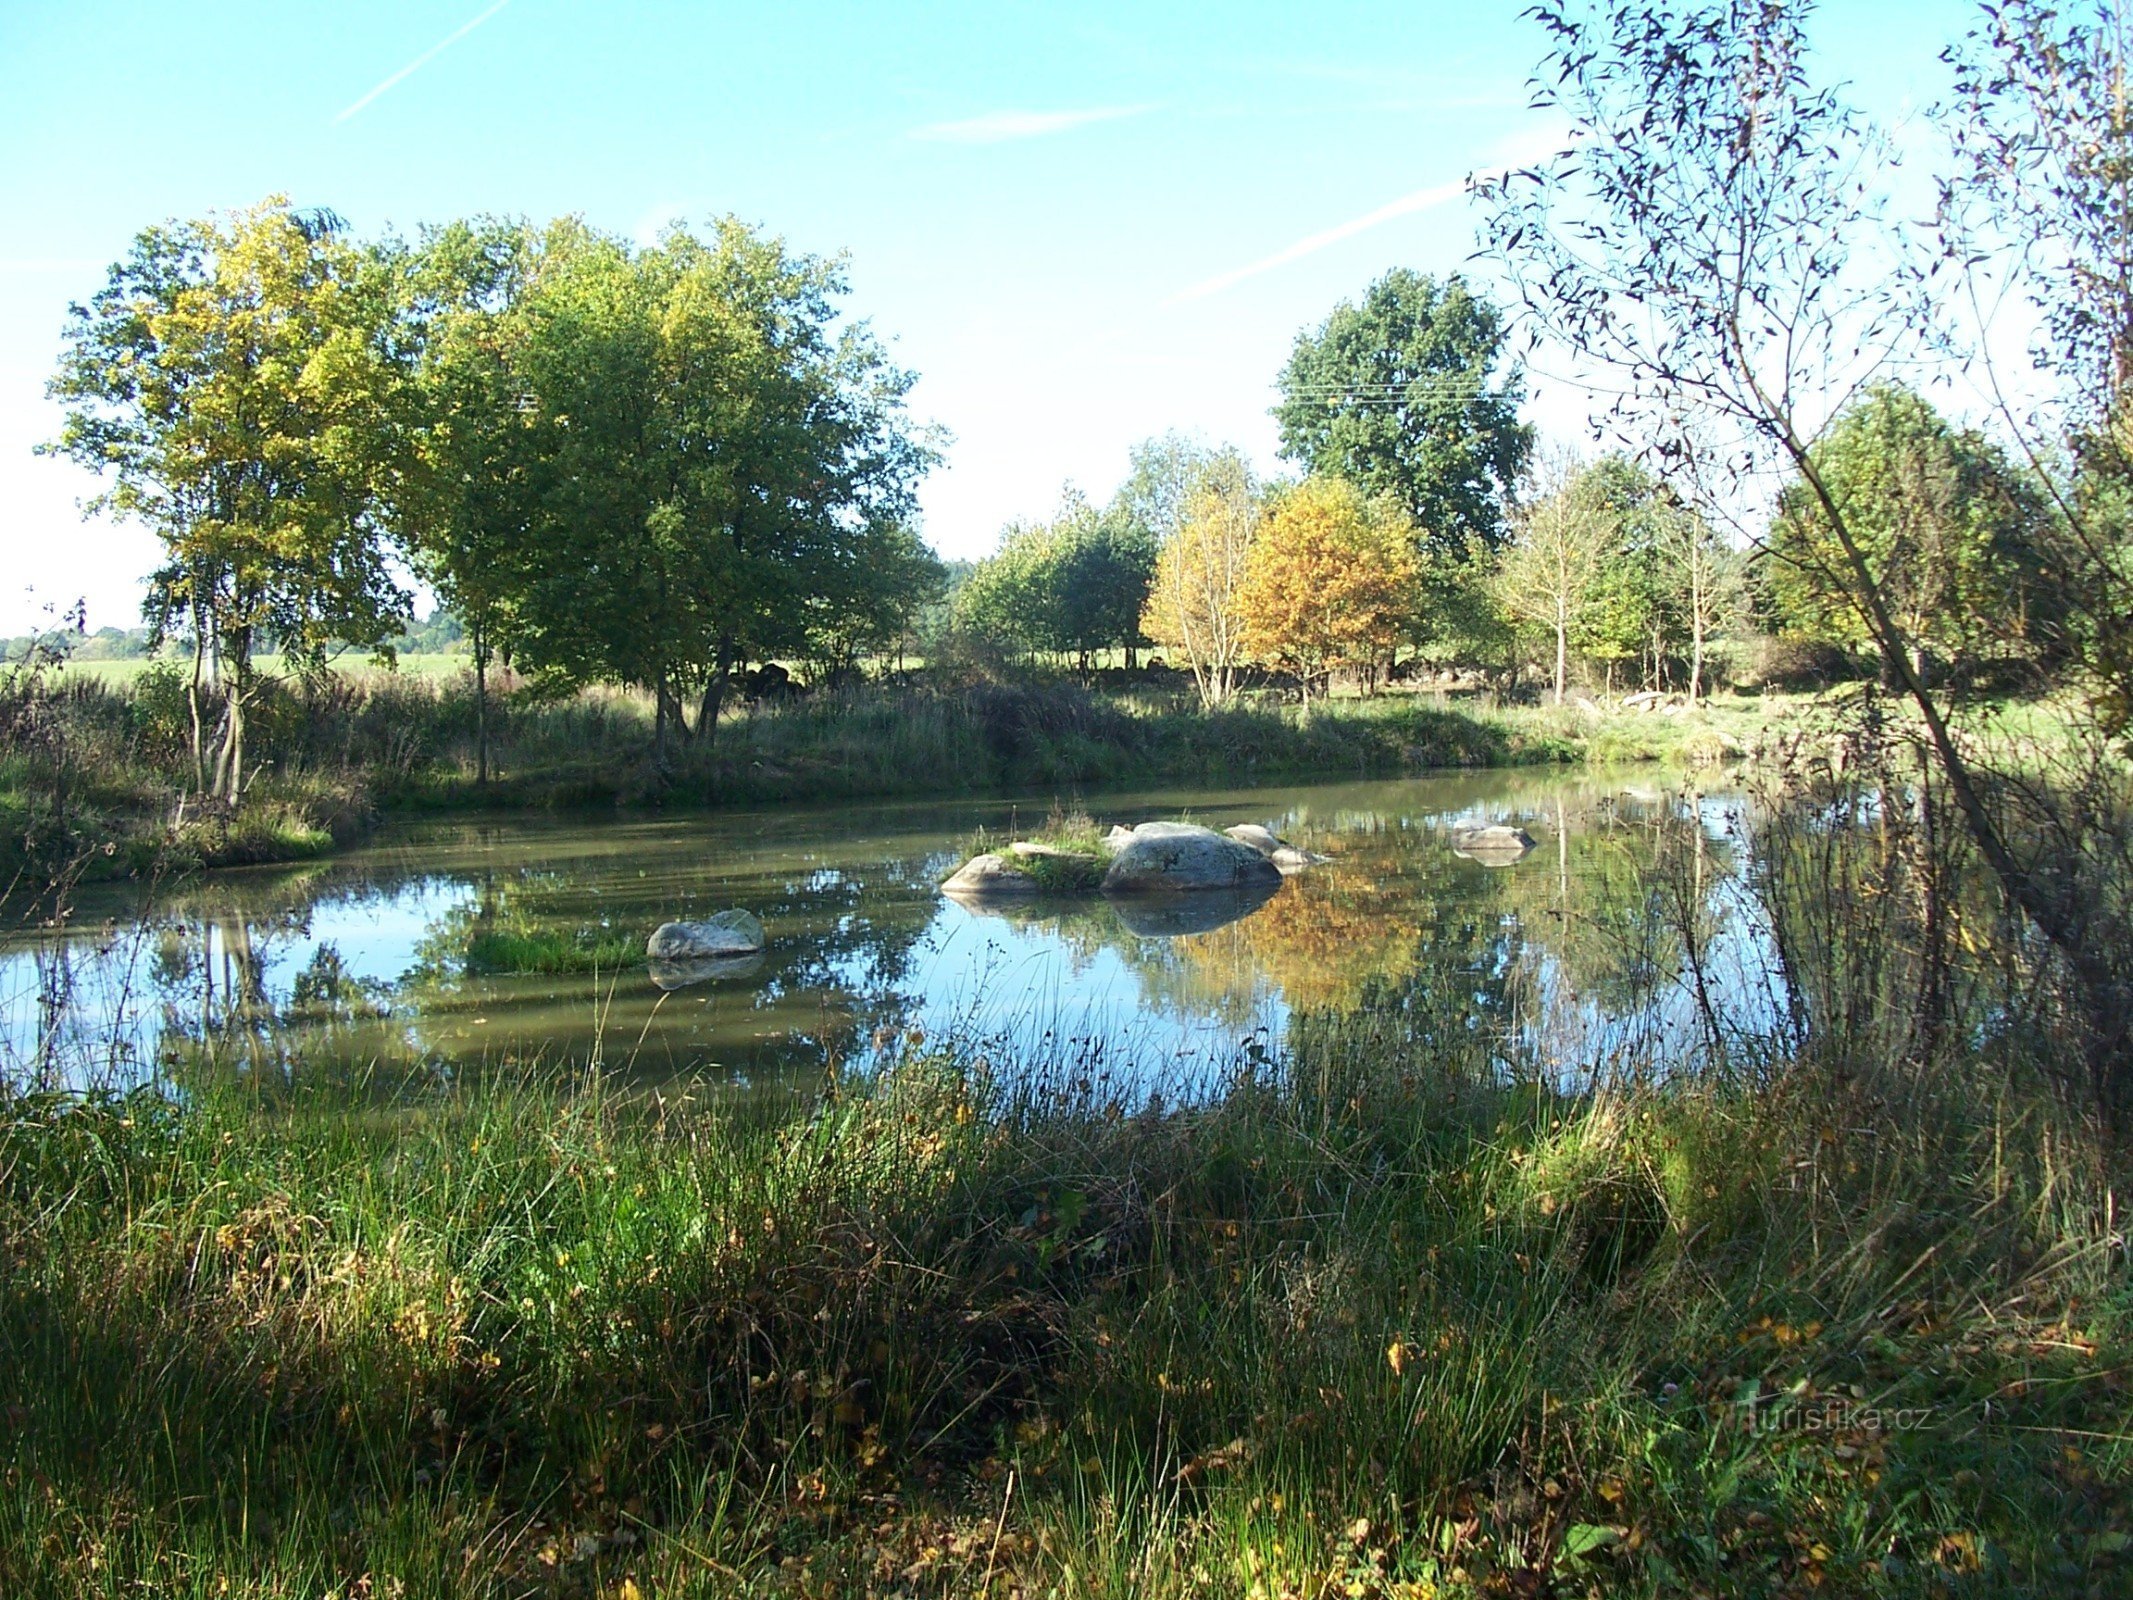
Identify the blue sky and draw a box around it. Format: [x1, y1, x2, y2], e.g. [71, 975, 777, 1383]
[0, 0, 1976, 633]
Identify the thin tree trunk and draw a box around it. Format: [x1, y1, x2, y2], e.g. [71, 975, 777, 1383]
[695, 636, 736, 753]
[1554, 596, 1568, 706]
[473, 619, 491, 788]
[187, 625, 207, 794]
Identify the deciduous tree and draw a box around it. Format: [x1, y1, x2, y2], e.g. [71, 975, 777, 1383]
[1236, 477, 1419, 701]
[1142, 460, 1259, 707]
[46, 198, 412, 803]
[1274, 270, 1532, 557]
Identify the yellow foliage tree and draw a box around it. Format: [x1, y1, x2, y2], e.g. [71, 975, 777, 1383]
[1235, 477, 1420, 700]
[1141, 474, 1259, 707]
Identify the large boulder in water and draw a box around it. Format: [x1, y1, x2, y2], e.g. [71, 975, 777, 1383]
[942, 852, 1041, 897]
[646, 909, 765, 959]
[1101, 822, 1283, 895]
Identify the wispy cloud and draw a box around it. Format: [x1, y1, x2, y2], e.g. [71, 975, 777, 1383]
[910, 105, 1151, 145]
[1166, 127, 1567, 305]
[335, 0, 514, 124]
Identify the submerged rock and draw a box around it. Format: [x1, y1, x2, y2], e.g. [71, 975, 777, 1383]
[1109, 879, 1279, 936]
[646, 909, 766, 959]
[1102, 823, 1283, 895]
[1450, 825, 1537, 867]
[648, 952, 764, 990]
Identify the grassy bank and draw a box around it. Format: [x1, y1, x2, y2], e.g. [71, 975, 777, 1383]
[2, 1042, 2124, 1598]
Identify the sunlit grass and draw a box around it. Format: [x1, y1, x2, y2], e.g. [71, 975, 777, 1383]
[1, 1033, 2123, 1597]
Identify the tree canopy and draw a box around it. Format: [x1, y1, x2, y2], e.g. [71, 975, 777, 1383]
[1273, 270, 1531, 557]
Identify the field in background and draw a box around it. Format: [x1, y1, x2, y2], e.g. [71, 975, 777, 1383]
[51, 652, 474, 686]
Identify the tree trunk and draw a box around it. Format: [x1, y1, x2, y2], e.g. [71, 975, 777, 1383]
[695, 636, 736, 754]
[472, 619, 491, 788]
[187, 626, 208, 794]
[1553, 597, 1568, 706]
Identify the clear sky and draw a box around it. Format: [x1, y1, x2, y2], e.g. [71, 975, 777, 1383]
[0, 0, 1977, 634]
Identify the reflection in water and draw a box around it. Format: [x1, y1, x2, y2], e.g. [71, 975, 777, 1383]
[1, 772, 1780, 1097]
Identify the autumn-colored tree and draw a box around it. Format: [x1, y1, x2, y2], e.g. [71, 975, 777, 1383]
[1235, 477, 1419, 701]
[1141, 457, 1258, 707]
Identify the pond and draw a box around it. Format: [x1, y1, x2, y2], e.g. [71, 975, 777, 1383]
[1, 768, 1783, 1097]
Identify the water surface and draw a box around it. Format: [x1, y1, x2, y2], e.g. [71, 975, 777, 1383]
[2, 769, 1777, 1094]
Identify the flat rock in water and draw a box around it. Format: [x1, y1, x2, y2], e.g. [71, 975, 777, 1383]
[1223, 823, 1323, 876]
[942, 852, 1041, 897]
[1102, 822, 1283, 895]
[647, 909, 765, 959]
[1451, 825, 1536, 867]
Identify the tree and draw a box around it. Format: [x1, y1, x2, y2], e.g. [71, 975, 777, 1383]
[1571, 457, 1674, 696]
[1943, 1, 2133, 729]
[955, 492, 1157, 672]
[952, 519, 1054, 657]
[1110, 434, 1251, 669]
[1763, 385, 2058, 687]
[1497, 457, 1616, 706]
[1273, 269, 1532, 557]
[800, 521, 946, 680]
[499, 217, 936, 759]
[1236, 477, 1420, 701]
[1142, 458, 1259, 707]
[1659, 498, 1742, 705]
[398, 217, 540, 785]
[46, 197, 412, 804]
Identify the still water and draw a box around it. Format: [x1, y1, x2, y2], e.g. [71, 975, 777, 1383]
[1, 769, 1780, 1095]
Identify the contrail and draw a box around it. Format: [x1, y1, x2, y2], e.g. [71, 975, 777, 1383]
[335, 0, 514, 123]
[911, 106, 1152, 145]
[1165, 127, 1567, 305]
[1166, 176, 1476, 306]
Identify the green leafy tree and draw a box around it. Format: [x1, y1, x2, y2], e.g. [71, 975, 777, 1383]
[800, 521, 946, 680]
[398, 217, 540, 784]
[501, 217, 936, 757]
[1274, 270, 1532, 557]
[1497, 456, 1617, 705]
[1764, 385, 2061, 685]
[953, 491, 1154, 671]
[45, 197, 413, 803]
